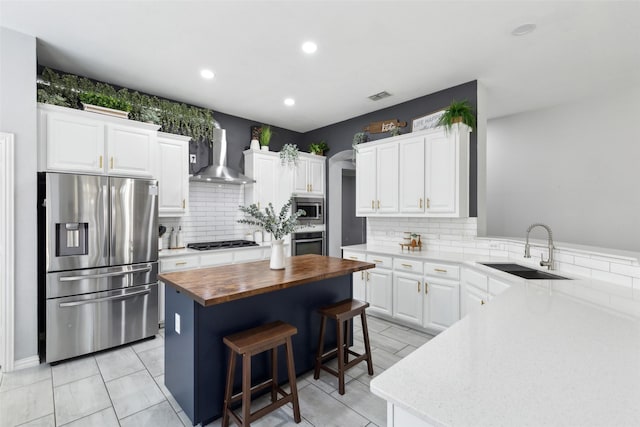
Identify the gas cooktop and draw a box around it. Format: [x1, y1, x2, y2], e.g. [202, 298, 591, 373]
[187, 240, 259, 251]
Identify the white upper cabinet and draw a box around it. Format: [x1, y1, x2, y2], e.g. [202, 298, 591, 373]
[157, 132, 190, 217]
[355, 142, 399, 216]
[355, 125, 470, 218]
[244, 150, 293, 210]
[293, 154, 325, 196]
[38, 103, 160, 177]
[399, 135, 426, 214]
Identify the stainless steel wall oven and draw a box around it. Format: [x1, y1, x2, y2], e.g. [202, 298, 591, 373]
[291, 231, 325, 256]
[38, 172, 159, 363]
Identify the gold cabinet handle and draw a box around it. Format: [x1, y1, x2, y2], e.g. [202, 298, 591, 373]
[417, 281, 421, 293]
[401, 263, 413, 268]
[434, 268, 448, 273]
[481, 299, 485, 305]
[110, 157, 114, 169]
[377, 200, 381, 209]
[99, 155, 103, 168]
[427, 198, 430, 209]
[310, 184, 312, 192]
[366, 271, 370, 281]
[175, 261, 187, 266]
[361, 271, 364, 280]
[371, 200, 374, 209]
[182, 199, 186, 209]
[419, 198, 423, 208]
[257, 202, 260, 209]
[425, 281, 429, 294]
[349, 256, 359, 260]
[372, 259, 383, 263]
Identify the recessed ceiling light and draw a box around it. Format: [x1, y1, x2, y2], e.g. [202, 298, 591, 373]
[284, 98, 295, 106]
[302, 41, 317, 54]
[200, 69, 215, 79]
[511, 23, 536, 36]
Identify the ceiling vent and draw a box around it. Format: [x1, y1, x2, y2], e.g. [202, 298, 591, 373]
[368, 91, 392, 101]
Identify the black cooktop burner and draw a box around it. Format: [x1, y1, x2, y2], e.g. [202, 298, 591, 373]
[187, 240, 259, 251]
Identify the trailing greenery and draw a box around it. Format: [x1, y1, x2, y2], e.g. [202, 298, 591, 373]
[238, 198, 306, 241]
[279, 143, 300, 166]
[79, 91, 132, 112]
[37, 67, 217, 143]
[309, 141, 329, 155]
[352, 131, 368, 155]
[259, 125, 272, 146]
[436, 99, 476, 131]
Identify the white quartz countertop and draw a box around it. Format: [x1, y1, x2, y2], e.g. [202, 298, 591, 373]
[342, 243, 511, 264]
[370, 282, 640, 426]
[159, 242, 273, 258]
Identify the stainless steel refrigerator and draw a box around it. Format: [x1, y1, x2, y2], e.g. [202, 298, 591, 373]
[38, 172, 159, 363]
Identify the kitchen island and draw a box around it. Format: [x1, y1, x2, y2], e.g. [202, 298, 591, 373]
[159, 254, 374, 426]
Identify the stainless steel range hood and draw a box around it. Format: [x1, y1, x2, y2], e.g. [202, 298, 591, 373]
[189, 129, 254, 184]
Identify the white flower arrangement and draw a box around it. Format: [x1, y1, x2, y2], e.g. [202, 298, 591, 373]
[238, 198, 306, 241]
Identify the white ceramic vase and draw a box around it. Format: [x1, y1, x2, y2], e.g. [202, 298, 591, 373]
[250, 139, 260, 150]
[270, 239, 285, 270]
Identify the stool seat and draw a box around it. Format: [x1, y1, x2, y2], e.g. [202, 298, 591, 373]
[314, 298, 374, 395]
[222, 321, 301, 427]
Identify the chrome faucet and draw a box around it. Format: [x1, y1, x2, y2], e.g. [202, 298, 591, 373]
[524, 223, 555, 270]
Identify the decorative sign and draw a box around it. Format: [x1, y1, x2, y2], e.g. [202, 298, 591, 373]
[364, 119, 407, 134]
[412, 110, 445, 132]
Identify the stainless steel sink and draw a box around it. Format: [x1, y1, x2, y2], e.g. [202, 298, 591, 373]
[481, 263, 571, 280]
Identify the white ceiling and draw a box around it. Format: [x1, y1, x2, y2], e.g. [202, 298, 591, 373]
[1, 1, 638, 132]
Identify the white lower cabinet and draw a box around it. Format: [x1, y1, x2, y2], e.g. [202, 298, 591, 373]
[423, 278, 460, 332]
[463, 285, 488, 317]
[393, 272, 423, 326]
[353, 270, 367, 301]
[367, 268, 393, 317]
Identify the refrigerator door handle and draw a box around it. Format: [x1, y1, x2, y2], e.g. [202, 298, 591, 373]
[58, 289, 150, 307]
[59, 266, 152, 282]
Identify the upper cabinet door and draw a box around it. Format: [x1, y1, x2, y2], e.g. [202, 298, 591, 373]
[107, 125, 155, 177]
[254, 154, 278, 209]
[425, 129, 456, 214]
[293, 157, 309, 194]
[376, 143, 399, 214]
[45, 110, 105, 174]
[399, 136, 425, 213]
[355, 146, 376, 216]
[157, 134, 189, 217]
[308, 157, 325, 195]
[292, 155, 325, 196]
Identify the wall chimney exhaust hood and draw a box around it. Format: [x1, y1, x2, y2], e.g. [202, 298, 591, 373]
[189, 129, 254, 185]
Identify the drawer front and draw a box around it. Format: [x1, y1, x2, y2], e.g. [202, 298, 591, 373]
[199, 252, 233, 268]
[343, 251, 366, 262]
[233, 248, 264, 263]
[160, 256, 199, 272]
[463, 268, 488, 292]
[366, 254, 393, 269]
[424, 262, 460, 280]
[393, 258, 423, 274]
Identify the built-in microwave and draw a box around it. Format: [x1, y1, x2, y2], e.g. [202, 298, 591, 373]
[292, 197, 324, 225]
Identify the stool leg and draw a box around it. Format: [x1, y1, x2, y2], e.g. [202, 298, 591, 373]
[344, 318, 351, 364]
[222, 350, 236, 427]
[271, 347, 278, 402]
[361, 311, 374, 375]
[242, 353, 251, 427]
[314, 316, 327, 380]
[336, 318, 345, 395]
[285, 337, 302, 423]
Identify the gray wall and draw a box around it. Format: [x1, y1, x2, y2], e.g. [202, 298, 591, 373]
[0, 28, 37, 361]
[486, 86, 640, 251]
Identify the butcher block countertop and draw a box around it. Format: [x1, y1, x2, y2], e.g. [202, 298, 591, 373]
[159, 254, 375, 307]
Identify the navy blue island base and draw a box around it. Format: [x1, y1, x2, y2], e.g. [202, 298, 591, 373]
[164, 273, 352, 426]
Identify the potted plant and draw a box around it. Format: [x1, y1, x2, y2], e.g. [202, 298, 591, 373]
[238, 198, 306, 269]
[78, 91, 132, 118]
[259, 125, 272, 151]
[436, 100, 476, 132]
[279, 143, 300, 166]
[309, 141, 329, 156]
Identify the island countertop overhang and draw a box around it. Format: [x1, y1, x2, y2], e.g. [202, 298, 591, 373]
[159, 254, 375, 307]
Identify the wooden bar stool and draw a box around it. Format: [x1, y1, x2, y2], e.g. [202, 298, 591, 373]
[222, 321, 301, 427]
[314, 299, 374, 395]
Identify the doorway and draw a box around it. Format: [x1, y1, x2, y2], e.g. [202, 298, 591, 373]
[341, 170, 366, 246]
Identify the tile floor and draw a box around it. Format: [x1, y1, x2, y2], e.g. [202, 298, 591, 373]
[0, 316, 433, 427]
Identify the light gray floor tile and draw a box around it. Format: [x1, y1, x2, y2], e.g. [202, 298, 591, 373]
[60, 407, 119, 427]
[0, 379, 53, 427]
[380, 325, 432, 348]
[54, 374, 111, 426]
[371, 348, 402, 371]
[0, 364, 51, 393]
[132, 335, 164, 354]
[106, 369, 165, 419]
[364, 316, 393, 333]
[305, 365, 355, 395]
[395, 344, 418, 358]
[119, 401, 182, 427]
[330, 378, 387, 426]
[16, 414, 54, 427]
[345, 362, 379, 387]
[177, 411, 195, 427]
[297, 383, 369, 427]
[154, 374, 182, 412]
[95, 346, 145, 382]
[52, 355, 99, 387]
[138, 345, 164, 377]
[367, 332, 408, 353]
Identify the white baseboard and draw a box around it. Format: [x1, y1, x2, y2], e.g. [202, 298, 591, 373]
[12, 355, 40, 371]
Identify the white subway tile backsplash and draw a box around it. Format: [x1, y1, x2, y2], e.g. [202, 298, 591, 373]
[610, 263, 640, 279]
[573, 256, 610, 272]
[591, 270, 633, 288]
